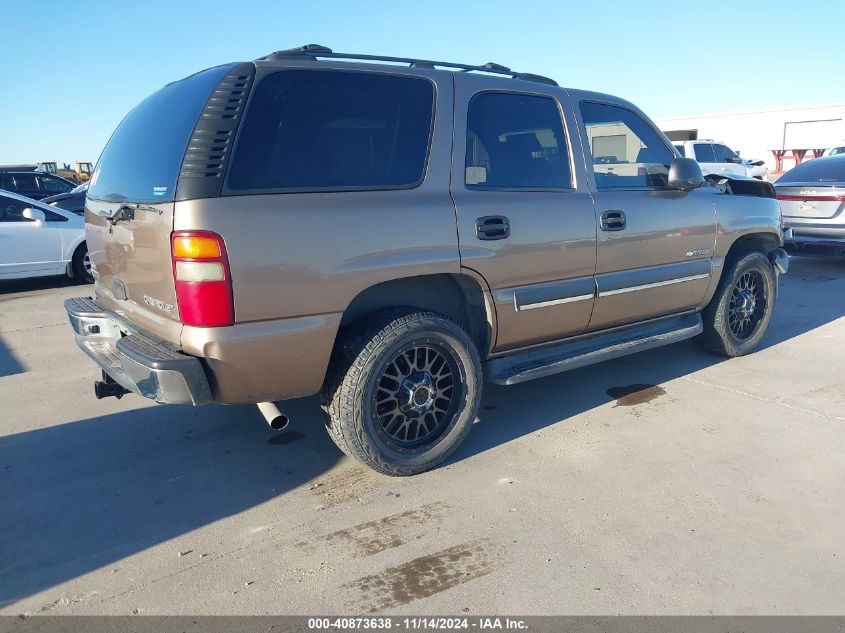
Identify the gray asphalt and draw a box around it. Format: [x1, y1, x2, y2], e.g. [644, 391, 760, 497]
[1, 258, 844, 615]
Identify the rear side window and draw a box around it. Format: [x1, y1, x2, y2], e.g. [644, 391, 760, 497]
[227, 71, 434, 192]
[11, 174, 39, 192]
[88, 64, 233, 203]
[580, 101, 673, 189]
[465, 92, 571, 189]
[693, 144, 716, 162]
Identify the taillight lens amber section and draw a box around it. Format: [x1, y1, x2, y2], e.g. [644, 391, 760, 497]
[172, 235, 222, 259]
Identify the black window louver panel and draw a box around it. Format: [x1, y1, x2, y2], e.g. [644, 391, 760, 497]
[176, 64, 255, 200]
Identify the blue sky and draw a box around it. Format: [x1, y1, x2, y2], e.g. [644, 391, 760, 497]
[1, 0, 843, 165]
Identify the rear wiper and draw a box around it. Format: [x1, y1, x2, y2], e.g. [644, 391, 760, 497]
[108, 204, 135, 226]
[107, 203, 163, 226]
[90, 194, 164, 220]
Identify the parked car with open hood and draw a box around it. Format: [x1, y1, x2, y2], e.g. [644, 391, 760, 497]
[65, 45, 787, 475]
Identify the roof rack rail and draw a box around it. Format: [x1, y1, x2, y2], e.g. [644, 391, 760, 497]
[255, 45, 558, 86]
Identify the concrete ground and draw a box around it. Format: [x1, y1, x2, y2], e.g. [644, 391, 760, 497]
[1, 258, 844, 616]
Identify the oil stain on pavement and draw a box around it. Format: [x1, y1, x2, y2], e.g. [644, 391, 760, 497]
[607, 384, 666, 407]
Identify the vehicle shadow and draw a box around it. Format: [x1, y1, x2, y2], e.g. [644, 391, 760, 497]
[760, 255, 845, 348]
[0, 275, 89, 296]
[0, 397, 341, 608]
[1, 258, 842, 608]
[0, 338, 25, 378]
[450, 255, 845, 463]
[0, 277, 91, 377]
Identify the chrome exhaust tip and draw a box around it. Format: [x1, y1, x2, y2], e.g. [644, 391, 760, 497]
[257, 401, 289, 431]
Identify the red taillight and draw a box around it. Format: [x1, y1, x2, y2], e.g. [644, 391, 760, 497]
[777, 194, 845, 201]
[171, 231, 234, 327]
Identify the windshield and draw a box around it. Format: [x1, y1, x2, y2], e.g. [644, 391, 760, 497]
[88, 64, 233, 203]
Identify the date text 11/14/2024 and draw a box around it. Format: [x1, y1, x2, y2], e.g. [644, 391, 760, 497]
[307, 617, 528, 630]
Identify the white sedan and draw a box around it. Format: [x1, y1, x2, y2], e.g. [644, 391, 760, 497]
[0, 189, 91, 282]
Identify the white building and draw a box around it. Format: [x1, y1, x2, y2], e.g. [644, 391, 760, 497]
[655, 104, 845, 173]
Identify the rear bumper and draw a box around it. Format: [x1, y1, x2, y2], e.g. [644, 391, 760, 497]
[65, 297, 212, 405]
[782, 229, 845, 256]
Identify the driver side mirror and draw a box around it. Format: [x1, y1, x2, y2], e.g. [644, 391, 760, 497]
[668, 158, 704, 191]
[725, 155, 742, 164]
[22, 208, 46, 223]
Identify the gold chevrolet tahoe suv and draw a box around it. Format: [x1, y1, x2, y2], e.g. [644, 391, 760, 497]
[66, 45, 788, 475]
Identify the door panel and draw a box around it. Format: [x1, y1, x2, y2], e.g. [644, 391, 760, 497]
[0, 196, 64, 276]
[450, 76, 597, 352]
[0, 221, 63, 275]
[577, 100, 717, 331]
[588, 183, 716, 330]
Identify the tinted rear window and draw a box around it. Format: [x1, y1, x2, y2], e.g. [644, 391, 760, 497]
[227, 70, 434, 191]
[465, 92, 571, 189]
[88, 64, 233, 203]
[778, 157, 845, 183]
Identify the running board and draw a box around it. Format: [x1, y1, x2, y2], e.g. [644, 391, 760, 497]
[485, 313, 703, 386]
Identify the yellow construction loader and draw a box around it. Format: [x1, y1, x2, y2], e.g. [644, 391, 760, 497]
[38, 161, 93, 184]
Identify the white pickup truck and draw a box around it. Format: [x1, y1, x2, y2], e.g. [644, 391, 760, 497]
[673, 140, 768, 180]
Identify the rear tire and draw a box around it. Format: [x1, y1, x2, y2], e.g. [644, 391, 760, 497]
[72, 243, 93, 284]
[696, 251, 776, 357]
[320, 310, 482, 476]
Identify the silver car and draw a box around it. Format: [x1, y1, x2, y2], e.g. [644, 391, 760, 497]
[776, 155, 845, 258]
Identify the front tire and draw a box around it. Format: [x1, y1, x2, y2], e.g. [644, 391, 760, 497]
[696, 251, 776, 357]
[321, 310, 482, 476]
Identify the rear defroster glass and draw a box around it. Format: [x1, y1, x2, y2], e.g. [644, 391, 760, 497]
[87, 64, 233, 203]
[227, 70, 435, 191]
[778, 157, 845, 183]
